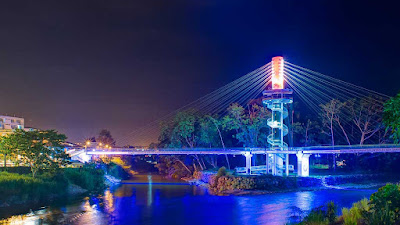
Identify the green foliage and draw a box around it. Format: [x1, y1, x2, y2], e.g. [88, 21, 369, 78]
[158, 110, 200, 148]
[216, 166, 227, 177]
[5, 129, 69, 177]
[298, 206, 329, 225]
[106, 162, 130, 179]
[208, 173, 297, 194]
[0, 134, 19, 168]
[293, 119, 323, 147]
[0, 171, 67, 202]
[383, 93, 400, 143]
[222, 103, 270, 147]
[64, 164, 106, 191]
[155, 156, 192, 179]
[0, 164, 106, 206]
[297, 202, 337, 225]
[342, 198, 369, 225]
[299, 183, 400, 225]
[366, 183, 400, 224]
[326, 201, 337, 223]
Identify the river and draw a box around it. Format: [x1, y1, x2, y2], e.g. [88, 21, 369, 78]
[0, 175, 376, 225]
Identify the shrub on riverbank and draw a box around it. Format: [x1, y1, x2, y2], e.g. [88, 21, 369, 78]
[105, 162, 131, 180]
[341, 198, 369, 225]
[0, 167, 32, 174]
[64, 164, 106, 192]
[295, 202, 337, 225]
[0, 164, 106, 207]
[202, 167, 298, 194]
[297, 183, 400, 225]
[0, 171, 67, 203]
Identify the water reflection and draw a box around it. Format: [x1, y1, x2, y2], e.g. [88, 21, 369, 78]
[147, 175, 152, 206]
[0, 175, 376, 225]
[295, 191, 314, 210]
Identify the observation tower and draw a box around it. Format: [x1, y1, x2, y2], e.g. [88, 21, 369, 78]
[263, 56, 293, 176]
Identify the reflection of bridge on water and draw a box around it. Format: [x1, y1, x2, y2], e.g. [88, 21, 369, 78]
[68, 144, 400, 177]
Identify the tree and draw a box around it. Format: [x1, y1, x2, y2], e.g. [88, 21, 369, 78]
[207, 115, 230, 169]
[11, 130, 69, 177]
[0, 134, 18, 168]
[347, 97, 384, 145]
[321, 99, 350, 145]
[320, 99, 346, 170]
[172, 111, 198, 148]
[97, 129, 116, 147]
[222, 103, 270, 147]
[383, 93, 400, 143]
[293, 119, 322, 147]
[320, 99, 351, 146]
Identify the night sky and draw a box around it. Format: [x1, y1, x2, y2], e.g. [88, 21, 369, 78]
[1, 1, 399, 146]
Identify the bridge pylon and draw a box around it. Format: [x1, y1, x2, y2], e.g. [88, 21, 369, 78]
[263, 56, 293, 176]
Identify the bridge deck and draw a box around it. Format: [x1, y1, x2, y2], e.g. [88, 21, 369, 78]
[78, 144, 400, 155]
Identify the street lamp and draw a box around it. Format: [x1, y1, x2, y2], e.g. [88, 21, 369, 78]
[85, 141, 91, 152]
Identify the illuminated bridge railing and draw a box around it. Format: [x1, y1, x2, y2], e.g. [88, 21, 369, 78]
[68, 144, 400, 156]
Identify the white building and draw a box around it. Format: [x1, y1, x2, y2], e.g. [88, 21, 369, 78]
[0, 115, 35, 136]
[0, 115, 24, 130]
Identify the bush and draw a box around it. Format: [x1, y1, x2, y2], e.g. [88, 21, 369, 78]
[341, 198, 369, 225]
[106, 163, 130, 180]
[0, 167, 32, 174]
[326, 201, 337, 223]
[298, 202, 337, 225]
[216, 167, 227, 177]
[64, 164, 105, 192]
[0, 171, 67, 202]
[299, 206, 329, 225]
[366, 183, 400, 224]
[299, 183, 400, 224]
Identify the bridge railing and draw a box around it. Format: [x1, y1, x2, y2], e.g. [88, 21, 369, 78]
[66, 144, 400, 156]
[235, 165, 294, 175]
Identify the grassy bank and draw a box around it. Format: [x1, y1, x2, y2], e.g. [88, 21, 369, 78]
[0, 164, 107, 207]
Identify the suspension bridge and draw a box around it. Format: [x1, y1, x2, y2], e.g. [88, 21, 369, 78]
[69, 56, 399, 177]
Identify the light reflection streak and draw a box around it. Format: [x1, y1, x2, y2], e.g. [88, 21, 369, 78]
[147, 175, 153, 206]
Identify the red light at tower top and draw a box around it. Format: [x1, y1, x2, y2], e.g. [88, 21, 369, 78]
[271, 56, 284, 89]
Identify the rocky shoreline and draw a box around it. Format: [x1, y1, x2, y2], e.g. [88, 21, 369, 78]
[186, 171, 400, 196]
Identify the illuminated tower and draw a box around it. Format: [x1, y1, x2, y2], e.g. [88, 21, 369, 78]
[263, 56, 293, 176]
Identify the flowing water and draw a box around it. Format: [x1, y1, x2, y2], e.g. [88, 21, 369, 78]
[0, 175, 376, 225]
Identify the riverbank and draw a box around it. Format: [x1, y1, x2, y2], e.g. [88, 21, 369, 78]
[295, 183, 400, 224]
[0, 175, 379, 225]
[192, 169, 400, 195]
[0, 163, 125, 218]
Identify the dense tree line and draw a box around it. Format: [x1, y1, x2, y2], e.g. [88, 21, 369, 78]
[154, 93, 400, 174]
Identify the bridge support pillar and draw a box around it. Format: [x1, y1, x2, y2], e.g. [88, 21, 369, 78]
[285, 154, 289, 176]
[296, 152, 311, 177]
[245, 152, 253, 175]
[265, 153, 269, 174]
